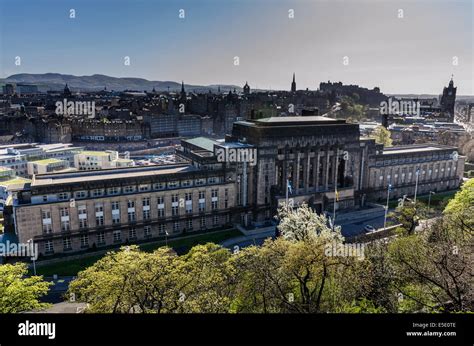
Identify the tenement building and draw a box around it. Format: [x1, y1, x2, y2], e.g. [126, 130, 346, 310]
[7, 116, 465, 257]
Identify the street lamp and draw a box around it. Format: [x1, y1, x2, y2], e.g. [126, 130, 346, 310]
[414, 168, 420, 203]
[428, 191, 436, 215]
[27, 239, 36, 276]
[165, 230, 169, 247]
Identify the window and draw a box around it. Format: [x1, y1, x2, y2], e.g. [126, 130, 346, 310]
[157, 196, 164, 205]
[200, 217, 206, 229]
[153, 182, 165, 190]
[63, 237, 72, 251]
[143, 209, 150, 220]
[80, 234, 89, 247]
[199, 191, 205, 199]
[61, 220, 70, 232]
[186, 219, 193, 230]
[168, 181, 179, 188]
[112, 201, 120, 210]
[211, 189, 218, 198]
[75, 191, 87, 199]
[97, 232, 106, 244]
[172, 206, 179, 216]
[182, 180, 192, 187]
[185, 193, 192, 201]
[211, 200, 218, 210]
[42, 210, 51, 219]
[171, 194, 179, 203]
[129, 228, 137, 239]
[96, 215, 104, 227]
[173, 221, 180, 233]
[92, 189, 104, 197]
[195, 178, 205, 186]
[111, 213, 119, 225]
[139, 184, 150, 192]
[199, 201, 205, 212]
[208, 177, 217, 184]
[127, 200, 135, 208]
[124, 185, 135, 194]
[213, 215, 219, 225]
[158, 224, 166, 235]
[43, 223, 52, 233]
[158, 208, 165, 218]
[45, 240, 54, 253]
[113, 230, 121, 242]
[142, 197, 150, 206]
[95, 203, 104, 213]
[108, 187, 120, 195]
[59, 207, 69, 217]
[128, 211, 136, 222]
[144, 226, 152, 237]
[58, 192, 69, 200]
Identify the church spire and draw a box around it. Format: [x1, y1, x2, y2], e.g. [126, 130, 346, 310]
[291, 73, 296, 92]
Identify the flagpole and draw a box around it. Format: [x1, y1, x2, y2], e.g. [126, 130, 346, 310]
[414, 168, 419, 203]
[384, 183, 391, 230]
[286, 178, 289, 207]
[333, 149, 339, 230]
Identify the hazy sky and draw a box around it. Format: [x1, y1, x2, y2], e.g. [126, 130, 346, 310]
[0, 0, 473, 94]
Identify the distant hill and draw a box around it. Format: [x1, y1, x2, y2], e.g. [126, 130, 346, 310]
[0, 73, 242, 93]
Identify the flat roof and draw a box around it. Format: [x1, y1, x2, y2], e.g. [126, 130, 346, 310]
[32, 164, 195, 187]
[30, 158, 64, 165]
[382, 144, 456, 155]
[255, 116, 340, 123]
[182, 137, 218, 152]
[0, 177, 31, 188]
[79, 151, 110, 157]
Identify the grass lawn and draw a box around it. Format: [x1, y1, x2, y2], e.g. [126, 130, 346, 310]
[33, 228, 243, 277]
[387, 190, 457, 210]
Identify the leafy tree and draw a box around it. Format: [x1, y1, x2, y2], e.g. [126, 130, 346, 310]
[68, 246, 185, 313]
[0, 263, 51, 313]
[276, 202, 343, 242]
[370, 126, 393, 147]
[390, 201, 423, 235]
[388, 216, 473, 312]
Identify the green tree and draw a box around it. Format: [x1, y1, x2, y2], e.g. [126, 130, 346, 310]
[370, 126, 393, 147]
[0, 263, 51, 313]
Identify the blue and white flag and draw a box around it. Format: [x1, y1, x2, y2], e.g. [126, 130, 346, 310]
[287, 180, 293, 195]
[388, 183, 392, 192]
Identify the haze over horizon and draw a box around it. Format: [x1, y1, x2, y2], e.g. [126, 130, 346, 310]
[1, 0, 473, 95]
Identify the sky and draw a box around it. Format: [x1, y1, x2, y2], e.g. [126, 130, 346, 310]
[0, 0, 473, 95]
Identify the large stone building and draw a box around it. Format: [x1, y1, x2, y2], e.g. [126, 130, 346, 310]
[6, 116, 465, 257]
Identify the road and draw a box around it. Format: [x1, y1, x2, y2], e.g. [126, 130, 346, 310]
[339, 214, 389, 238]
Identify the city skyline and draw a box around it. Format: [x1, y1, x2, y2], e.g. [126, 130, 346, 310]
[1, 0, 473, 95]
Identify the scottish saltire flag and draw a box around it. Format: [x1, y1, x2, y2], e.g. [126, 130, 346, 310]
[287, 180, 293, 195]
[388, 183, 392, 192]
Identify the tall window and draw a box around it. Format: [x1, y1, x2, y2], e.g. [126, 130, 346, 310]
[63, 237, 72, 251]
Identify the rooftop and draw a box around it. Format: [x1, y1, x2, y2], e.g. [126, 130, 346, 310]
[31, 164, 195, 187]
[30, 158, 64, 165]
[0, 177, 31, 188]
[79, 151, 111, 157]
[382, 144, 457, 155]
[182, 137, 218, 152]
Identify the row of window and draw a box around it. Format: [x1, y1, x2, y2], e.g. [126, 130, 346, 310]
[373, 162, 457, 188]
[377, 155, 456, 166]
[41, 191, 228, 233]
[44, 178, 222, 202]
[43, 216, 223, 253]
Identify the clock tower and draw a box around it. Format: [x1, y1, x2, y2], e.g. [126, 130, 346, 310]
[440, 76, 457, 122]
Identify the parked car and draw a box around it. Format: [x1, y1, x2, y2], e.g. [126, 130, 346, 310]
[364, 225, 376, 233]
